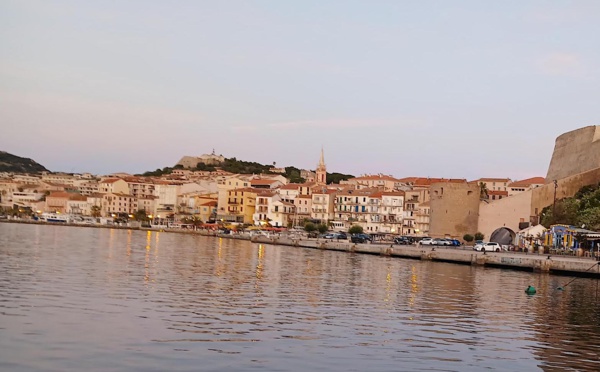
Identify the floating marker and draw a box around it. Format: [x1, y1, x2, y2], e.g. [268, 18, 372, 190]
[525, 285, 537, 295]
[557, 287, 564, 291]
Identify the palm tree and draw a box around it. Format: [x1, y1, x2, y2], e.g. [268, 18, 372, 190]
[91, 205, 101, 218]
[479, 182, 489, 200]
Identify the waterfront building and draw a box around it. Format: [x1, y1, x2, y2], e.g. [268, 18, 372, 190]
[45, 192, 74, 214]
[220, 187, 258, 224]
[102, 193, 138, 217]
[293, 194, 312, 226]
[311, 188, 336, 224]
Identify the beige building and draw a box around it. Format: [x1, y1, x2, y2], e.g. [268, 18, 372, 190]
[508, 177, 545, 196]
[99, 178, 129, 194]
[474, 178, 511, 192]
[311, 189, 337, 223]
[102, 193, 138, 217]
[294, 194, 312, 226]
[346, 174, 402, 191]
[45, 192, 73, 213]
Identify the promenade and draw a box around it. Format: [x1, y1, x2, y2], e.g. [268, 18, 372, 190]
[2, 219, 599, 278]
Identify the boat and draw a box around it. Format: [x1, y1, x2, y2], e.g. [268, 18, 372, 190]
[40, 213, 70, 223]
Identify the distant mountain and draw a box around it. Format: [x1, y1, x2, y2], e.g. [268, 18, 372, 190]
[0, 151, 49, 174]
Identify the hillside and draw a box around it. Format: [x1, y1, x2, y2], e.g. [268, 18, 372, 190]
[140, 157, 354, 184]
[0, 151, 49, 174]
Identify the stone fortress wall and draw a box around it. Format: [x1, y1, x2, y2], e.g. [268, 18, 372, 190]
[429, 182, 480, 239]
[532, 125, 600, 218]
[545, 125, 600, 183]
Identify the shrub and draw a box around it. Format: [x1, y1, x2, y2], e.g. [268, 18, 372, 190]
[304, 222, 317, 232]
[474, 232, 484, 241]
[348, 225, 364, 234]
[463, 234, 474, 242]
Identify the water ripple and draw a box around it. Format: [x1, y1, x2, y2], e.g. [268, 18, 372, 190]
[1, 224, 600, 371]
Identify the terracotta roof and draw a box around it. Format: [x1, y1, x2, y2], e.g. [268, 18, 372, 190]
[396, 177, 418, 183]
[381, 191, 405, 196]
[229, 187, 259, 193]
[509, 177, 546, 187]
[351, 175, 400, 182]
[101, 178, 122, 184]
[68, 195, 88, 201]
[413, 178, 467, 186]
[47, 192, 73, 198]
[251, 179, 280, 185]
[474, 178, 511, 182]
[297, 194, 312, 199]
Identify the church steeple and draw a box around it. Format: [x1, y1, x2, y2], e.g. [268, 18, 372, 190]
[316, 147, 327, 185]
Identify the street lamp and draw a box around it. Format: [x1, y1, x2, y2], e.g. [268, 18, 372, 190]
[553, 180, 558, 222]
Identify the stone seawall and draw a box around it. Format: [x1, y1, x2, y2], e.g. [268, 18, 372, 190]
[2, 219, 600, 278]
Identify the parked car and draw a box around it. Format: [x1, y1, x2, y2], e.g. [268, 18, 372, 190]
[474, 242, 504, 252]
[448, 239, 462, 247]
[432, 238, 452, 246]
[419, 237, 434, 245]
[351, 233, 373, 244]
[394, 236, 412, 245]
[323, 232, 348, 240]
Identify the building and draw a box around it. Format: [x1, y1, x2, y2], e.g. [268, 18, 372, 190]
[311, 188, 336, 223]
[220, 187, 258, 224]
[99, 178, 129, 194]
[508, 177, 546, 196]
[102, 193, 138, 217]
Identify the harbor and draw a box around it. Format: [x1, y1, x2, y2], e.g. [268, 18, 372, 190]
[3, 218, 599, 278]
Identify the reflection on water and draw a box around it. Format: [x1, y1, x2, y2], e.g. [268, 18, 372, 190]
[1, 223, 599, 372]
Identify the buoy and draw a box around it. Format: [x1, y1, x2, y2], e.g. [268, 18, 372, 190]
[525, 285, 536, 295]
[556, 287, 564, 291]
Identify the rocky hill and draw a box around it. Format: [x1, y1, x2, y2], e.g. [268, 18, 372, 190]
[0, 151, 49, 174]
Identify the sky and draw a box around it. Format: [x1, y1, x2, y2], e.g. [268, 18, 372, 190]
[1, 1, 599, 181]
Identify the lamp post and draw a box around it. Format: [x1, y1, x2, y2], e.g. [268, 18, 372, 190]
[552, 180, 558, 223]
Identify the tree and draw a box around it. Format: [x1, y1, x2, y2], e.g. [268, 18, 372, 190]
[479, 182, 488, 200]
[463, 234, 474, 242]
[90, 205, 101, 218]
[304, 222, 317, 233]
[348, 225, 364, 234]
[317, 223, 328, 234]
[134, 209, 149, 221]
[474, 232, 484, 241]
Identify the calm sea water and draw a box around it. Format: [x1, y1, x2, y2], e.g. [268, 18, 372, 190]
[1, 223, 599, 372]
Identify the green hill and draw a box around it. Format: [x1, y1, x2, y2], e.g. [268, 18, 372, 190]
[0, 151, 49, 174]
[140, 156, 354, 184]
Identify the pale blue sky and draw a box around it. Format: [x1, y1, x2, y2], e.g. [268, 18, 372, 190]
[1, 1, 598, 180]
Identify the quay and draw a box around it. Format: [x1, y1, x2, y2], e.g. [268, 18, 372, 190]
[2, 219, 600, 278]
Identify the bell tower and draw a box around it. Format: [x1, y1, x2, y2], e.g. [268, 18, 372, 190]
[316, 147, 327, 185]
